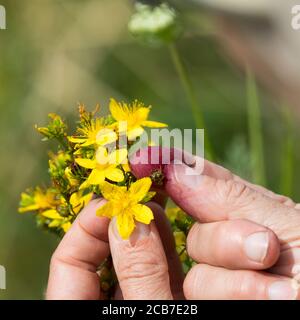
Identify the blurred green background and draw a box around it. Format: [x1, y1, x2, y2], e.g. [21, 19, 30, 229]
[0, 0, 299, 299]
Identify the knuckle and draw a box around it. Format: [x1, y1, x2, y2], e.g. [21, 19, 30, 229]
[49, 252, 60, 269]
[230, 271, 261, 299]
[223, 180, 248, 202]
[49, 252, 66, 273]
[277, 195, 295, 207]
[183, 264, 204, 299]
[216, 179, 254, 207]
[49, 256, 56, 273]
[183, 265, 197, 299]
[117, 244, 169, 284]
[295, 203, 300, 210]
[186, 223, 201, 259]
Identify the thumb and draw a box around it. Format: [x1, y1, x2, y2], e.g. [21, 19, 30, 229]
[164, 160, 300, 243]
[108, 210, 173, 300]
[165, 161, 300, 280]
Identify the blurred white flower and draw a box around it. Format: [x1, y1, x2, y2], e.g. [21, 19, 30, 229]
[128, 3, 181, 46]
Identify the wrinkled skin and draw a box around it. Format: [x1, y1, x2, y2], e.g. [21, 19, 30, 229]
[47, 147, 300, 300]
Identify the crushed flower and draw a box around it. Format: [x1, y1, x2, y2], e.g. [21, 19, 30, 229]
[97, 178, 154, 239]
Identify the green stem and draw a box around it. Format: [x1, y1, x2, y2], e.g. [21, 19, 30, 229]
[246, 68, 266, 186]
[169, 43, 214, 161]
[280, 105, 294, 197]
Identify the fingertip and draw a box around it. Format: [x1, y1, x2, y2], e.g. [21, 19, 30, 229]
[77, 198, 110, 242]
[186, 220, 280, 271]
[47, 199, 111, 300]
[184, 264, 299, 300]
[260, 229, 280, 268]
[240, 223, 280, 269]
[108, 214, 173, 299]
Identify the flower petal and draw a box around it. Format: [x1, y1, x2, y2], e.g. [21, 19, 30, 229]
[79, 179, 90, 190]
[122, 163, 131, 172]
[96, 128, 117, 146]
[95, 146, 109, 165]
[105, 168, 124, 182]
[136, 107, 150, 121]
[96, 201, 115, 219]
[70, 191, 93, 214]
[68, 136, 86, 143]
[82, 192, 93, 205]
[48, 220, 61, 228]
[100, 181, 126, 202]
[62, 222, 72, 233]
[132, 204, 154, 224]
[75, 158, 97, 169]
[87, 168, 106, 185]
[129, 177, 152, 203]
[127, 127, 144, 141]
[18, 204, 40, 213]
[42, 209, 62, 220]
[81, 139, 95, 147]
[108, 148, 128, 165]
[117, 213, 135, 239]
[109, 98, 128, 121]
[141, 120, 168, 128]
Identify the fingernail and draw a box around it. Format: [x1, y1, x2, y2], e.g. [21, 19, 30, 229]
[129, 222, 151, 246]
[291, 265, 300, 281]
[172, 163, 203, 189]
[111, 218, 151, 244]
[268, 280, 299, 300]
[244, 232, 269, 263]
[111, 217, 122, 240]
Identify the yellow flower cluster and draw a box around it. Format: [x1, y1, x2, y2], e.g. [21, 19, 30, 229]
[166, 207, 195, 272]
[19, 187, 92, 232]
[19, 99, 167, 239]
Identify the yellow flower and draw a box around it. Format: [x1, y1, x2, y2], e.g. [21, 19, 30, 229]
[19, 188, 60, 213]
[97, 178, 154, 239]
[75, 147, 127, 188]
[68, 118, 117, 147]
[109, 99, 167, 140]
[41, 209, 72, 233]
[64, 167, 79, 187]
[174, 230, 186, 247]
[174, 231, 187, 262]
[70, 190, 93, 214]
[122, 163, 131, 173]
[166, 207, 181, 223]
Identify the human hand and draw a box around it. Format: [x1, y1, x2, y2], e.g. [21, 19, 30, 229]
[47, 147, 300, 300]
[162, 154, 300, 300]
[46, 199, 184, 300]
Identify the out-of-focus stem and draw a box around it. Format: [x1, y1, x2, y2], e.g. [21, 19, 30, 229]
[169, 43, 214, 161]
[246, 68, 266, 186]
[280, 105, 294, 197]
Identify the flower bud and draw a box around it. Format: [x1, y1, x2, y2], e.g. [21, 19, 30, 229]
[128, 3, 181, 46]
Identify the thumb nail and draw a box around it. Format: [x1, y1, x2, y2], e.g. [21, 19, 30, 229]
[110, 217, 122, 240]
[111, 217, 150, 245]
[129, 222, 151, 246]
[268, 280, 299, 300]
[172, 163, 203, 190]
[244, 232, 269, 263]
